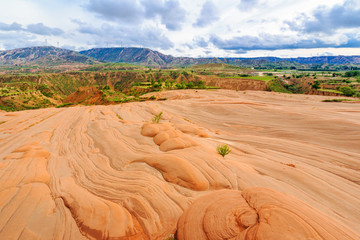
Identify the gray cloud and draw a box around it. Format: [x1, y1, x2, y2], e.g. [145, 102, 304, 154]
[73, 21, 174, 50]
[194, 37, 209, 48]
[144, 0, 186, 31]
[0, 22, 22, 31]
[86, 0, 186, 31]
[238, 0, 260, 10]
[210, 33, 360, 52]
[287, 0, 360, 34]
[26, 23, 64, 36]
[86, 0, 143, 23]
[193, 0, 219, 28]
[0, 22, 64, 36]
[71, 19, 100, 35]
[0, 32, 44, 50]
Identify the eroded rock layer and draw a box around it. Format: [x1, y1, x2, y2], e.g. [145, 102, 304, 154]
[177, 188, 359, 240]
[0, 90, 359, 239]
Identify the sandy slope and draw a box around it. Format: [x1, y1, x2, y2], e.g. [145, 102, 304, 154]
[0, 89, 359, 240]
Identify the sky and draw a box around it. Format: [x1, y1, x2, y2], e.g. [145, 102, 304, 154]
[0, 0, 360, 58]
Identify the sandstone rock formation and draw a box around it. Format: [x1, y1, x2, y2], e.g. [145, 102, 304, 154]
[178, 188, 358, 239]
[0, 90, 359, 239]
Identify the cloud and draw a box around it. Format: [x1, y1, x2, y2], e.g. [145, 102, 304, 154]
[193, 37, 209, 48]
[86, 0, 143, 23]
[238, 0, 260, 10]
[72, 21, 174, 50]
[26, 23, 64, 36]
[144, 0, 186, 31]
[71, 19, 100, 35]
[0, 22, 22, 31]
[287, 0, 360, 34]
[193, 0, 219, 28]
[86, 0, 186, 31]
[0, 22, 63, 36]
[210, 33, 360, 52]
[0, 32, 44, 50]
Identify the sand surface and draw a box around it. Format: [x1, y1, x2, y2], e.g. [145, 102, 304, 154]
[0, 89, 359, 239]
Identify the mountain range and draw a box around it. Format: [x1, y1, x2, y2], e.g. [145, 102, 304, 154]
[1, 46, 360, 68]
[0, 46, 98, 66]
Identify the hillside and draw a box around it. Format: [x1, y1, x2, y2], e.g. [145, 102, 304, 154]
[0, 46, 98, 66]
[0, 90, 359, 239]
[80, 47, 360, 69]
[80, 47, 176, 67]
[1, 46, 360, 69]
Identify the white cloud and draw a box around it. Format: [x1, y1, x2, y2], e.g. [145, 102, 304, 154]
[0, 0, 359, 58]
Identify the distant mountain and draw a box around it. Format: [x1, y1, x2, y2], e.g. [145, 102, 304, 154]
[0, 46, 98, 66]
[79, 47, 177, 67]
[286, 56, 360, 65]
[80, 47, 360, 68]
[2, 46, 360, 69]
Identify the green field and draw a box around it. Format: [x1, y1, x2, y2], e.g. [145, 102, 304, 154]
[222, 76, 275, 82]
[319, 89, 342, 94]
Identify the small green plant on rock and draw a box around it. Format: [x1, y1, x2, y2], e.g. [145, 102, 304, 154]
[152, 111, 163, 123]
[217, 144, 231, 157]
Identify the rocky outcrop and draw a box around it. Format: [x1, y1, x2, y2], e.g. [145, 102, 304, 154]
[0, 90, 359, 239]
[199, 75, 268, 91]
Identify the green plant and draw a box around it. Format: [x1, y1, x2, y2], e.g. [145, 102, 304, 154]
[55, 102, 76, 108]
[312, 80, 320, 89]
[217, 144, 232, 157]
[186, 81, 194, 89]
[116, 114, 123, 120]
[322, 99, 352, 102]
[340, 86, 357, 97]
[152, 111, 163, 123]
[164, 236, 175, 240]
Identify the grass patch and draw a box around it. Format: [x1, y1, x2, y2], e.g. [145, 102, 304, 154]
[152, 111, 163, 123]
[267, 79, 291, 93]
[322, 99, 353, 102]
[55, 102, 76, 108]
[319, 89, 342, 94]
[116, 114, 123, 120]
[217, 144, 232, 157]
[222, 76, 275, 82]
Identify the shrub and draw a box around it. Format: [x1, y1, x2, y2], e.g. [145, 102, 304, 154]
[239, 74, 250, 77]
[217, 144, 231, 157]
[267, 79, 291, 93]
[345, 70, 360, 77]
[153, 83, 162, 88]
[186, 82, 194, 89]
[176, 82, 186, 89]
[322, 99, 352, 102]
[182, 71, 189, 78]
[312, 80, 320, 89]
[152, 111, 163, 123]
[132, 82, 141, 87]
[340, 86, 357, 97]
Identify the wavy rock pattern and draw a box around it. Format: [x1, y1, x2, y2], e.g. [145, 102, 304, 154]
[177, 188, 359, 240]
[0, 90, 359, 239]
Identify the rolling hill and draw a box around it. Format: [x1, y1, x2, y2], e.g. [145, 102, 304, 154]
[0, 46, 98, 66]
[79, 47, 177, 67]
[80, 47, 360, 68]
[1, 46, 360, 69]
